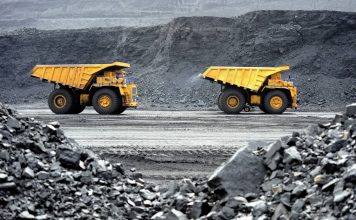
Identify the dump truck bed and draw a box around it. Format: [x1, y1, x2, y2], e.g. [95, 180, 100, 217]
[201, 66, 290, 92]
[31, 62, 130, 90]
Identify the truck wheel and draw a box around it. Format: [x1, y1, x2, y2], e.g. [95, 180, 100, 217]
[259, 105, 267, 113]
[71, 103, 86, 114]
[217, 92, 223, 111]
[219, 88, 246, 114]
[71, 94, 86, 114]
[115, 106, 127, 114]
[48, 88, 74, 114]
[92, 88, 121, 114]
[263, 90, 288, 114]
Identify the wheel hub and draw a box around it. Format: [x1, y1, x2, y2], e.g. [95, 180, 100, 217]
[227, 96, 239, 108]
[99, 95, 112, 108]
[54, 95, 66, 108]
[270, 96, 283, 110]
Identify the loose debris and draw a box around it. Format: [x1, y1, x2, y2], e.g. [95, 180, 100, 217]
[152, 103, 356, 219]
[0, 103, 160, 219]
[1, 102, 356, 219]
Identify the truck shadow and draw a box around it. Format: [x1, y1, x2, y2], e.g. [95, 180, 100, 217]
[214, 112, 295, 116]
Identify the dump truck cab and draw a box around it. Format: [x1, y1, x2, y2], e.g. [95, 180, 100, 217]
[31, 62, 138, 115]
[263, 69, 297, 109]
[201, 66, 297, 114]
[90, 64, 138, 108]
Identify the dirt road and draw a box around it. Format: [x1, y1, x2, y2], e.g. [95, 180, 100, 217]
[17, 107, 336, 184]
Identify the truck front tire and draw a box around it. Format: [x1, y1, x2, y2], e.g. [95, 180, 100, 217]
[115, 106, 127, 114]
[71, 103, 86, 114]
[263, 90, 288, 114]
[92, 88, 122, 115]
[48, 88, 75, 114]
[219, 88, 246, 114]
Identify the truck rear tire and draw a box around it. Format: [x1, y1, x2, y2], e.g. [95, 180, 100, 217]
[262, 90, 288, 114]
[115, 106, 127, 114]
[219, 88, 246, 114]
[259, 105, 267, 113]
[92, 88, 121, 115]
[217, 92, 223, 111]
[71, 103, 86, 114]
[48, 88, 74, 114]
[71, 94, 86, 114]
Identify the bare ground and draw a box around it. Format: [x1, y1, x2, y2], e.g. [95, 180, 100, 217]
[16, 106, 336, 185]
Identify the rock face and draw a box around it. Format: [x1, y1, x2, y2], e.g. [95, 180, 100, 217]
[2, 0, 356, 32]
[208, 144, 266, 197]
[1, 11, 356, 110]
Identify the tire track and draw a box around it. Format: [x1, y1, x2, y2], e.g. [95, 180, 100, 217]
[17, 109, 335, 183]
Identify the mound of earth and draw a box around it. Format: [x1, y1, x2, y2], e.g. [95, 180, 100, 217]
[0, 10, 356, 110]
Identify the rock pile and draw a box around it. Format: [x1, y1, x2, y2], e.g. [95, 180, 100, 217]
[1, 100, 356, 219]
[259, 103, 356, 219]
[0, 102, 165, 219]
[150, 103, 356, 219]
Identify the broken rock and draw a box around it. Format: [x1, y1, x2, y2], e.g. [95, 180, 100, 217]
[264, 140, 284, 170]
[333, 189, 351, 203]
[208, 144, 266, 197]
[346, 103, 356, 116]
[140, 189, 156, 201]
[165, 209, 188, 220]
[36, 171, 50, 180]
[6, 116, 21, 130]
[0, 182, 16, 190]
[22, 167, 35, 179]
[271, 203, 289, 220]
[282, 146, 302, 164]
[18, 210, 35, 219]
[326, 139, 347, 153]
[344, 164, 356, 183]
[56, 147, 81, 169]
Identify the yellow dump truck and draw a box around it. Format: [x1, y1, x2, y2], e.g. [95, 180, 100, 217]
[31, 62, 138, 114]
[201, 66, 297, 114]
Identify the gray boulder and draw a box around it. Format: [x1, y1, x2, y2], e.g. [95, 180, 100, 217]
[56, 146, 81, 169]
[165, 209, 188, 220]
[264, 140, 283, 170]
[6, 116, 21, 130]
[283, 146, 302, 164]
[346, 103, 356, 116]
[345, 164, 356, 182]
[208, 142, 267, 198]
